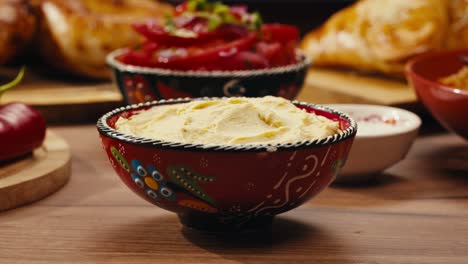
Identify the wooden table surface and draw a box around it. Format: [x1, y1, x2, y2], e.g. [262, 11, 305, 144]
[0, 123, 467, 263]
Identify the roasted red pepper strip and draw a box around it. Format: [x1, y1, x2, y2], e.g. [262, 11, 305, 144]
[165, 32, 258, 70]
[133, 22, 248, 47]
[0, 68, 46, 162]
[118, 0, 300, 70]
[261, 24, 299, 44]
[119, 31, 258, 70]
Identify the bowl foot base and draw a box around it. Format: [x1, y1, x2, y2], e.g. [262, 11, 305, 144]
[178, 212, 274, 233]
[333, 173, 380, 185]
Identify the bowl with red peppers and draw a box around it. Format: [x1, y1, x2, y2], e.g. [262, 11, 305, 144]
[106, 0, 310, 104]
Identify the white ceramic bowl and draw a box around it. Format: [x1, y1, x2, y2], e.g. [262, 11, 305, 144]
[326, 104, 421, 183]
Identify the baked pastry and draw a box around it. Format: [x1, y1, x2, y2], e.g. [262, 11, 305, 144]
[0, 0, 36, 64]
[446, 0, 468, 49]
[35, 0, 173, 79]
[300, 0, 466, 76]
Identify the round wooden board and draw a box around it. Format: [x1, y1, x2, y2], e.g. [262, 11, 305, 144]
[303, 67, 417, 105]
[0, 130, 71, 211]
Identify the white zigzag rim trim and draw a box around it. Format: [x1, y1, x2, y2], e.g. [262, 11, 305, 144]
[97, 97, 357, 152]
[106, 49, 311, 78]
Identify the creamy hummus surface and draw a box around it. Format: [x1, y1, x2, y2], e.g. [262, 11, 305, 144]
[115, 96, 341, 145]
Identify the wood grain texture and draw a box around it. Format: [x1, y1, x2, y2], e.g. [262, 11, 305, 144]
[0, 67, 122, 105]
[0, 67, 123, 123]
[0, 125, 466, 263]
[0, 130, 71, 211]
[0, 65, 420, 123]
[304, 67, 417, 105]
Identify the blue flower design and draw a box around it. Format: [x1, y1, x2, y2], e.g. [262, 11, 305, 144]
[130, 159, 175, 201]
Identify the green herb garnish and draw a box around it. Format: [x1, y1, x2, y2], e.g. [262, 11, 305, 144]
[187, 0, 208, 11]
[250, 12, 263, 31]
[167, 0, 263, 34]
[244, 60, 253, 69]
[164, 14, 177, 34]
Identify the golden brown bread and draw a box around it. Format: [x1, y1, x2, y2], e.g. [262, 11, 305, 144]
[446, 0, 468, 49]
[35, 0, 173, 79]
[300, 0, 467, 77]
[0, 0, 36, 64]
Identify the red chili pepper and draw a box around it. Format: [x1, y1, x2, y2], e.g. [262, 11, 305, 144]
[0, 68, 46, 162]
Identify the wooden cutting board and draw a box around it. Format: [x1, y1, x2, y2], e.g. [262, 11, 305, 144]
[0, 67, 124, 124]
[0, 130, 71, 211]
[0, 66, 419, 123]
[299, 67, 418, 106]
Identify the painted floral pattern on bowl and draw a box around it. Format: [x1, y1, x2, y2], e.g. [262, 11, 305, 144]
[108, 49, 310, 104]
[98, 98, 357, 231]
[122, 75, 156, 103]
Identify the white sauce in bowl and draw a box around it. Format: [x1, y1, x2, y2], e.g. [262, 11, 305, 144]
[326, 104, 421, 137]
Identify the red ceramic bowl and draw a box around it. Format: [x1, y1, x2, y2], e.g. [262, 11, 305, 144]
[107, 49, 310, 104]
[406, 49, 468, 140]
[97, 98, 357, 232]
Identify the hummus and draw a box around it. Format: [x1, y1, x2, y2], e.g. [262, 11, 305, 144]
[115, 96, 341, 145]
